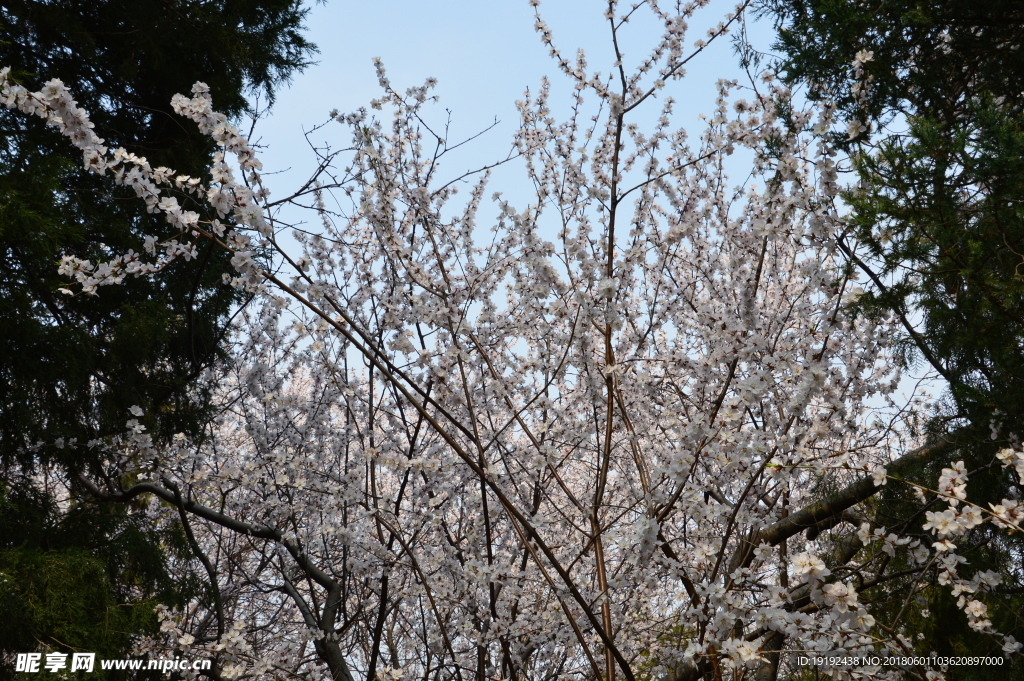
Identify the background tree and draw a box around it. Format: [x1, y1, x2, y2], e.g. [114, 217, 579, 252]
[756, 0, 1024, 439]
[0, 0, 315, 671]
[754, 0, 1024, 674]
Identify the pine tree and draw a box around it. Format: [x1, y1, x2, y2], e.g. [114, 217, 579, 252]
[758, 2, 1024, 674]
[757, 0, 1024, 440]
[0, 0, 315, 668]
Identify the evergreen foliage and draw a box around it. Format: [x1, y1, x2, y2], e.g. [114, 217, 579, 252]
[0, 0, 315, 669]
[0, 0, 316, 460]
[759, 1, 1024, 674]
[0, 483, 193, 679]
[757, 0, 1024, 438]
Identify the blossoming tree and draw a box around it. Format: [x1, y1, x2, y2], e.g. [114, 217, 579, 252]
[4, 1, 1023, 680]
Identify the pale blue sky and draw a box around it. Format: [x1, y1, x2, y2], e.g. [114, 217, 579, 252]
[254, 0, 778, 197]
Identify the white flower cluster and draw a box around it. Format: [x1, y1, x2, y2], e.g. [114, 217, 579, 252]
[0, 71, 267, 295]
[847, 49, 875, 140]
